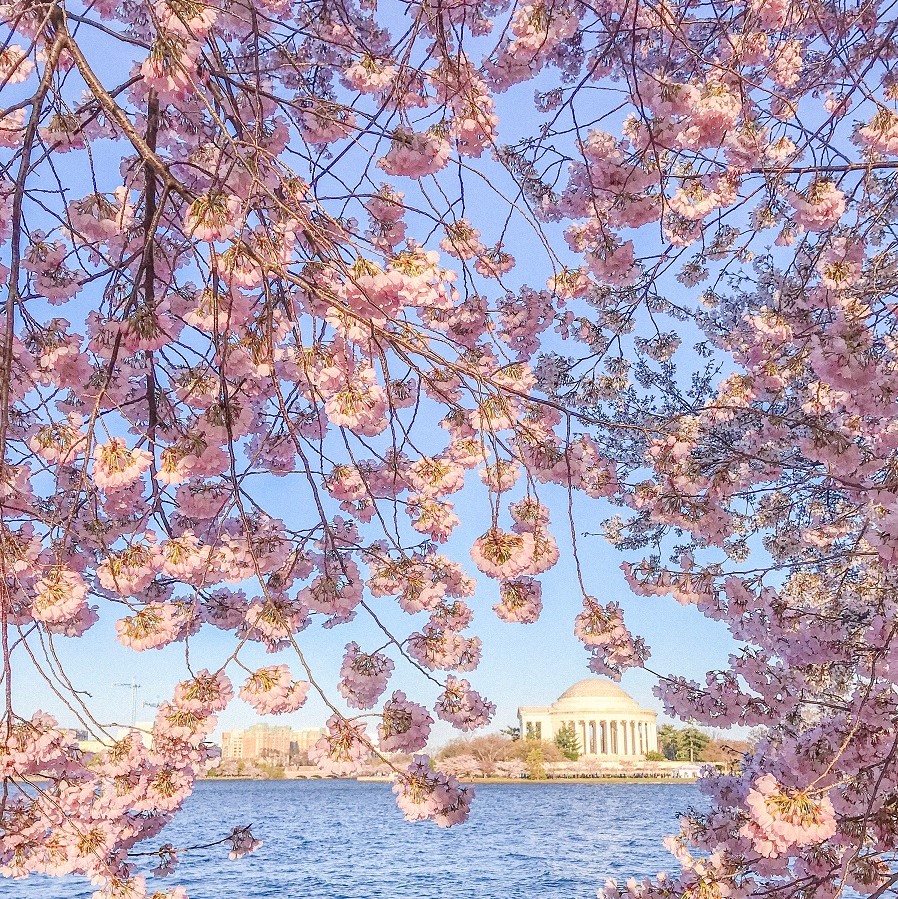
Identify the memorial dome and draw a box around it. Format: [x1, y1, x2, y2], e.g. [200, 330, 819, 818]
[557, 678, 636, 701]
[518, 677, 657, 757]
[551, 678, 643, 712]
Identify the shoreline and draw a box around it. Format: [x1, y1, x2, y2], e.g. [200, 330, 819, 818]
[201, 775, 698, 785]
[463, 777, 697, 784]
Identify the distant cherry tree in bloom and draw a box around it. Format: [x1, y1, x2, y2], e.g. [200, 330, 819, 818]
[1, 0, 898, 896]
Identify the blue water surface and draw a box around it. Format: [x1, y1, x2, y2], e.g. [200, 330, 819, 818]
[4, 780, 702, 899]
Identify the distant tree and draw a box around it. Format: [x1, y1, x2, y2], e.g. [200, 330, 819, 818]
[500, 725, 522, 742]
[658, 724, 681, 760]
[288, 750, 312, 767]
[644, 751, 666, 762]
[554, 724, 581, 761]
[525, 747, 548, 781]
[438, 734, 517, 774]
[439, 754, 484, 778]
[677, 727, 711, 762]
[702, 740, 750, 772]
[510, 740, 564, 763]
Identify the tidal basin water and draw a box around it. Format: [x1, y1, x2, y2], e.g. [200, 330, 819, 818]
[6, 780, 703, 899]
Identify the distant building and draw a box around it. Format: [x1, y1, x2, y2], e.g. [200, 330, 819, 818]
[72, 722, 153, 754]
[518, 678, 658, 758]
[220, 724, 325, 761]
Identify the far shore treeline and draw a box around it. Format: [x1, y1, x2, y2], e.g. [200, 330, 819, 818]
[204, 725, 749, 781]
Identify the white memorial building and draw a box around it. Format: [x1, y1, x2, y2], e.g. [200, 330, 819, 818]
[518, 678, 658, 758]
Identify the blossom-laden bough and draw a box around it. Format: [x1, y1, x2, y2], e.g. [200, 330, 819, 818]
[1, 0, 898, 896]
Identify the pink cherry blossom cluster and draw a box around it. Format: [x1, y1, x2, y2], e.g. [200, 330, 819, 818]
[227, 826, 263, 860]
[434, 676, 495, 730]
[377, 691, 433, 753]
[337, 642, 395, 709]
[788, 180, 846, 232]
[575, 598, 650, 679]
[493, 577, 543, 623]
[393, 755, 474, 827]
[31, 567, 89, 625]
[173, 670, 234, 713]
[378, 128, 451, 178]
[308, 715, 372, 775]
[238, 665, 310, 715]
[92, 438, 153, 491]
[740, 774, 837, 858]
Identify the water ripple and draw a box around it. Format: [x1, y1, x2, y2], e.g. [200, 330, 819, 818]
[4, 780, 702, 899]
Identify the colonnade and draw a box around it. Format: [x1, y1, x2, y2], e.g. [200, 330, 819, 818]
[556, 717, 657, 757]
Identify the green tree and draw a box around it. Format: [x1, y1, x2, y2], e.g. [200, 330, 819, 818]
[525, 746, 548, 780]
[644, 750, 666, 761]
[677, 727, 710, 762]
[500, 725, 521, 742]
[553, 723, 581, 760]
[658, 724, 681, 760]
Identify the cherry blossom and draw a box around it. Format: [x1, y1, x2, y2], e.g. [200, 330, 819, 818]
[238, 666, 310, 715]
[92, 439, 153, 491]
[337, 642, 394, 709]
[4, 0, 898, 894]
[308, 715, 371, 775]
[31, 568, 89, 625]
[741, 774, 837, 858]
[393, 755, 474, 826]
[378, 691, 433, 753]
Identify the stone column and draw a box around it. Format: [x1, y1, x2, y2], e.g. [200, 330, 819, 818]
[580, 720, 587, 756]
[631, 720, 637, 756]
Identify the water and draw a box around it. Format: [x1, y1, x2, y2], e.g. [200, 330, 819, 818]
[4, 780, 702, 899]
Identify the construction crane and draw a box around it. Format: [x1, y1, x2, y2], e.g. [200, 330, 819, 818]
[113, 679, 141, 726]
